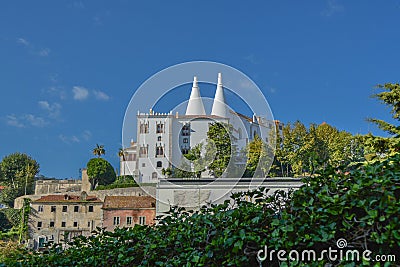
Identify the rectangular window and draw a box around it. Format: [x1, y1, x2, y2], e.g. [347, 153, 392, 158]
[126, 216, 132, 225]
[113, 216, 120, 225]
[88, 206, 94, 212]
[139, 216, 146, 225]
[74, 206, 79, 212]
[87, 221, 91, 227]
[61, 222, 66, 227]
[62, 206, 67, 212]
[50, 221, 55, 227]
[139, 146, 148, 158]
[139, 122, 149, 134]
[156, 146, 164, 157]
[37, 221, 42, 228]
[127, 153, 137, 161]
[51, 206, 56, 212]
[73, 222, 78, 227]
[38, 205, 44, 212]
[156, 123, 164, 133]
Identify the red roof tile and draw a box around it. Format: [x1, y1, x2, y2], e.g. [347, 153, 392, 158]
[34, 194, 101, 203]
[102, 196, 155, 209]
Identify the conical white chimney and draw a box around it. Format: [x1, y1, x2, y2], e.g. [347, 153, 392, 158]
[211, 73, 226, 117]
[185, 76, 206, 115]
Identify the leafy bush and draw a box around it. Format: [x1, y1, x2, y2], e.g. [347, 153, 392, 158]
[0, 240, 25, 265]
[5, 154, 400, 266]
[95, 176, 138, 190]
[0, 209, 20, 232]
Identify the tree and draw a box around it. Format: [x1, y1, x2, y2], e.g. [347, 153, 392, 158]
[161, 167, 172, 178]
[173, 158, 197, 178]
[364, 83, 400, 158]
[243, 135, 273, 177]
[92, 144, 105, 158]
[0, 153, 39, 207]
[281, 121, 308, 176]
[23, 164, 37, 196]
[271, 125, 291, 177]
[270, 121, 364, 177]
[205, 122, 236, 178]
[173, 143, 211, 178]
[185, 144, 207, 178]
[86, 158, 116, 189]
[316, 123, 364, 168]
[0, 188, 23, 208]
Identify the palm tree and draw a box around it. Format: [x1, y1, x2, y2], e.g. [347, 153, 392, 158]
[118, 148, 126, 176]
[93, 144, 105, 158]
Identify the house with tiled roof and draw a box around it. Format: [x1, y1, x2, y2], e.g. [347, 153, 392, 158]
[28, 191, 103, 250]
[102, 195, 156, 231]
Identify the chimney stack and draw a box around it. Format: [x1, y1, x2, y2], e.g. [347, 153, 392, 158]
[211, 73, 227, 118]
[185, 76, 206, 115]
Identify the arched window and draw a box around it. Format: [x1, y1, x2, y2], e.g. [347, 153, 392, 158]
[152, 172, 157, 179]
[157, 136, 162, 141]
[183, 138, 188, 143]
[156, 161, 162, 168]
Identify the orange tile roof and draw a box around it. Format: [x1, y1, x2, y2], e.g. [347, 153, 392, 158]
[102, 196, 156, 209]
[228, 110, 255, 123]
[34, 194, 101, 203]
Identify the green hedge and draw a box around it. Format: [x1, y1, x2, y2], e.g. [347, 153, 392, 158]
[94, 175, 139, 190]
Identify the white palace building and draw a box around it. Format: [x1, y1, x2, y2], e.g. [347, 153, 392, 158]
[121, 73, 279, 183]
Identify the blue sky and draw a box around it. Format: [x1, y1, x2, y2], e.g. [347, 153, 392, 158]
[1, 1, 399, 179]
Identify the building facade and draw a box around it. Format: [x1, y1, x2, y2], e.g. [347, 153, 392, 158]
[120, 140, 138, 176]
[28, 191, 103, 250]
[102, 196, 156, 231]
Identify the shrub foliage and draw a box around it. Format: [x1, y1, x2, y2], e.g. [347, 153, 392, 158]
[86, 158, 116, 189]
